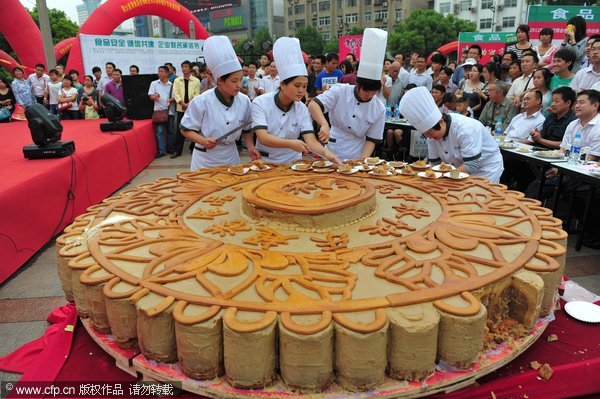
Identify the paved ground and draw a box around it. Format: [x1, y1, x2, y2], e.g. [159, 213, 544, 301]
[1, 147, 599, 382]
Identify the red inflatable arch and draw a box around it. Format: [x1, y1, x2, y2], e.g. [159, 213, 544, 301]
[67, 0, 210, 74]
[0, 0, 45, 70]
[54, 37, 77, 65]
[0, 50, 35, 76]
[437, 41, 459, 56]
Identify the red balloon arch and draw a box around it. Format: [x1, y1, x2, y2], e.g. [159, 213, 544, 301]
[0, 0, 209, 74]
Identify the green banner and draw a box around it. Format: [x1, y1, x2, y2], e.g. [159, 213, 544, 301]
[458, 32, 517, 43]
[527, 5, 600, 23]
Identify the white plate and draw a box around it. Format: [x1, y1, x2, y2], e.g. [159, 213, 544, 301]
[432, 164, 455, 172]
[387, 161, 405, 168]
[291, 164, 312, 171]
[356, 164, 375, 171]
[396, 169, 416, 176]
[250, 164, 272, 171]
[228, 167, 250, 176]
[312, 160, 333, 168]
[364, 157, 385, 166]
[369, 170, 394, 176]
[589, 168, 600, 177]
[564, 301, 600, 323]
[312, 168, 335, 173]
[534, 151, 564, 159]
[337, 167, 360, 175]
[411, 163, 431, 169]
[417, 171, 442, 179]
[443, 171, 470, 180]
[498, 142, 518, 149]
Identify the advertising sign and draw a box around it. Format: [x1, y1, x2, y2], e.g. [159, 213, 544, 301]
[209, 6, 247, 32]
[338, 35, 363, 61]
[80, 34, 205, 75]
[458, 32, 517, 64]
[528, 5, 600, 45]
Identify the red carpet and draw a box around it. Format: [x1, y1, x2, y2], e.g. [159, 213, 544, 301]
[0, 119, 156, 283]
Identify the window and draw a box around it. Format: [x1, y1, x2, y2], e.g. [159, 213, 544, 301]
[459, 0, 470, 11]
[319, 16, 331, 26]
[395, 9, 402, 21]
[312, 18, 318, 26]
[321, 32, 331, 41]
[504, 0, 517, 6]
[311, 3, 317, 12]
[295, 19, 305, 28]
[318, 1, 330, 11]
[346, 13, 358, 23]
[481, 0, 493, 8]
[288, 6, 293, 15]
[502, 16, 516, 28]
[439, 2, 451, 14]
[346, 0, 357, 7]
[479, 18, 492, 29]
[365, 12, 371, 21]
[374, 10, 388, 20]
[337, 16, 343, 24]
[365, 0, 371, 5]
[288, 21, 294, 29]
[337, 0, 343, 9]
[294, 5, 305, 14]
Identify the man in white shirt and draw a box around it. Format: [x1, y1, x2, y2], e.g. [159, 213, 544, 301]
[27, 63, 50, 105]
[508, 52, 537, 106]
[571, 36, 600, 93]
[558, 89, 600, 160]
[148, 66, 173, 158]
[504, 91, 546, 142]
[97, 62, 115, 97]
[240, 60, 261, 101]
[394, 53, 410, 87]
[408, 54, 433, 91]
[257, 61, 280, 95]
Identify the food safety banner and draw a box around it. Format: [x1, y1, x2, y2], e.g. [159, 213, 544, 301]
[79, 34, 205, 75]
[527, 5, 600, 45]
[458, 32, 517, 64]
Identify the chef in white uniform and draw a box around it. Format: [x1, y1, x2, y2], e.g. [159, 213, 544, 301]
[180, 36, 259, 171]
[252, 37, 340, 165]
[399, 86, 504, 183]
[308, 28, 387, 161]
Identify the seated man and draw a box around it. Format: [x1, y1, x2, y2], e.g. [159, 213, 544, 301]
[478, 81, 519, 130]
[528, 86, 577, 149]
[504, 90, 545, 142]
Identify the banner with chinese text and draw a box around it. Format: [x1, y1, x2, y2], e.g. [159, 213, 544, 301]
[458, 32, 517, 64]
[339, 35, 363, 60]
[527, 6, 600, 46]
[79, 34, 205, 75]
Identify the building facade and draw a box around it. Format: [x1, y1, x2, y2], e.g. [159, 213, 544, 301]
[433, 0, 528, 33]
[284, 0, 429, 40]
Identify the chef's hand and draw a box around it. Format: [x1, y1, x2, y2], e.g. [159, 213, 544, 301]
[290, 139, 310, 154]
[324, 149, 341, 165]
[545, 167, 558, 179]
[201, 137, 217, 149]
[317, 124, 330, 143]
[248, 147, 261, 161]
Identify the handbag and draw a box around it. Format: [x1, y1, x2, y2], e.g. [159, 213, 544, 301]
[152, 109, 168, 124]
[11, 104, 26, 121]
[58, 89, 73, 112]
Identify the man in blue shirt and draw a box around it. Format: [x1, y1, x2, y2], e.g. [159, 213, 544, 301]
[315, 53, 344, 94]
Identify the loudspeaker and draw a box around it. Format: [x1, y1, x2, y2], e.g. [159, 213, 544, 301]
[122, 74, 158, 120]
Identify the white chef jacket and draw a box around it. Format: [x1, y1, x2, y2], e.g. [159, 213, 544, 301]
[314, 84, 385, 161]
[427, 113, 504, 183]
[180, 88, 252, 171]
[251, 91, 314, 164]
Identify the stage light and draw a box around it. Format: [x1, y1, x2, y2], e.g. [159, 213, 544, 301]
[23, 104, 75, 159]
[100, 94, 133, 132]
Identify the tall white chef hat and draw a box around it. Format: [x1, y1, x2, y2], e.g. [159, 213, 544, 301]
[399, 87, 442, 133]
[203, 36, 241, 79]
[273, 37, 307, 82]
[357, 28, 388, 80]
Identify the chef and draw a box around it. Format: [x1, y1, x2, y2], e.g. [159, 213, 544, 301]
[180, 36, 259, 171]
[399, 86, 504, 183]
[308, 28, 387, 161]
[252, 37, 339, 164]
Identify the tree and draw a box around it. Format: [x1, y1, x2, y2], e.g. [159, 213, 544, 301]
[323, 39, 339, 55]
[388, 10, 475, 58]
[254, 27, 273, 54]
[295, 25, 323, 56]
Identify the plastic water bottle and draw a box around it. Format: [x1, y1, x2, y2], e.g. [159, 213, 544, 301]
[386, 103, 392, 119]
[393, 104, 401, 120]
[569, 133, 582, 164]
[494, 117, 503, 141]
